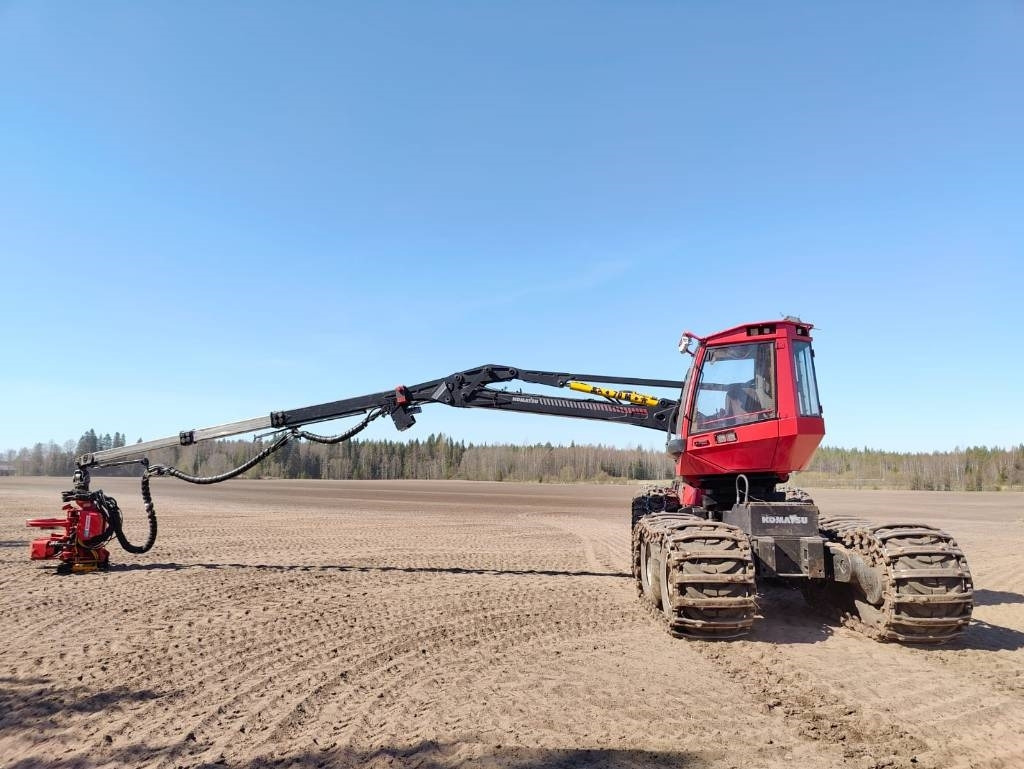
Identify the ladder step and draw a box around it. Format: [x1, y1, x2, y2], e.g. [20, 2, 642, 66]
[869, 522, 940, 532]
[874, 527, 947, 541]
[671, 573, 753, 585]
[891, 614, 970, 628]
[672, 596, 755, 610]
[883, 629, 961, 643]
[668, 616, 753, 631]
[892, 591, 973, 605]
[667, 550, 750, 563]
[892, 568, 967, 580]
[668, 531, 747, 544]
[885, 546, 963, 559]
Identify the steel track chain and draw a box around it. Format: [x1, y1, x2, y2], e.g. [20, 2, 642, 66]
[629, 485, 681, 529]
[816, 515, 973, 643]
[632, 511, 757, 640]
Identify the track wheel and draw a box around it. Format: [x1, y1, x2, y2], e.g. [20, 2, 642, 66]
[660, 556, 674, 621]
[816, 517, 973, 643]
[664, 525, 756, 639]
[640, 539, 663, 609]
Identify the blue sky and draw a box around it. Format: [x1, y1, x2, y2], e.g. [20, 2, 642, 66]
[2, 2, 1021, 455]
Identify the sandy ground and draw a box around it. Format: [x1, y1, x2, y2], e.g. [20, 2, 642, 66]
[1, 477, 1023, 769]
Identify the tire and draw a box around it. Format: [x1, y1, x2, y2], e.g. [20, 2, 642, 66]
[641, 539, 662, 609]
[660, 555, 675, 620]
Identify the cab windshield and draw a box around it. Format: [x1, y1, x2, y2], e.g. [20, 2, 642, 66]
[692, 342, 776, 433]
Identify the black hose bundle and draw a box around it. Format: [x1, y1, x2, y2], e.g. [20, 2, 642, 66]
[147, 431, 293, 485]
[91, 485, 157, 554]
[85, 408, 385, 555]
[294, 408, 384, 444]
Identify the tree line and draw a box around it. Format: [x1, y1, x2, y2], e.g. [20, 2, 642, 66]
[0, 431, 671, 484]
[2, 430, 1023, 490]
[800, 445, 1024, 491]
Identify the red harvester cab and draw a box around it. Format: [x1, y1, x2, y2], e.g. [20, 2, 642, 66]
[670, 319, 825, 509]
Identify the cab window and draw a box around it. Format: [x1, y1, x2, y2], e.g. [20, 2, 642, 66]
[792, 340, 821, 417]
[691, 342, 776, 433]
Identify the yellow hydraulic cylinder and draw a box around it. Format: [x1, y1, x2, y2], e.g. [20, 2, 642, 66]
[566, 381, 661, 407]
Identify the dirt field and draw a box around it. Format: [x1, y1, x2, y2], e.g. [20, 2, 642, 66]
[1, 478, 1022, 769]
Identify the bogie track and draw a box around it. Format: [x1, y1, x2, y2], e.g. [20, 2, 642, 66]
[630, 486, 972, 643]
[812, 515, 973, 643]
[632, 510, 757, 640]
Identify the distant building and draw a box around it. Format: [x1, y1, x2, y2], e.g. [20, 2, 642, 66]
[0, 463, 14, 476]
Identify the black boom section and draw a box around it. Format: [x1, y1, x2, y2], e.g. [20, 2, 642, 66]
[272, 389, 402, 429]
[273, 364, 680, 433]
[459, 387, 676, 431]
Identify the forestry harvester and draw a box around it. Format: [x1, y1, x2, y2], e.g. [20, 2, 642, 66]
[27, 318, 973, 642]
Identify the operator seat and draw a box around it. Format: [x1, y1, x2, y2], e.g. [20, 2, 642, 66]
[725, 384, 758, 418]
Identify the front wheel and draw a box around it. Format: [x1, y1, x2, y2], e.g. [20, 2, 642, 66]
[640, 539, 663, 609]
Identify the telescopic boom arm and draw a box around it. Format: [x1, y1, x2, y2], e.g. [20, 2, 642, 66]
[77, 365, 683, 469]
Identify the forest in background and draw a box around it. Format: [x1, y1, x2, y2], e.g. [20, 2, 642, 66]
[2, 429, 1023, 491]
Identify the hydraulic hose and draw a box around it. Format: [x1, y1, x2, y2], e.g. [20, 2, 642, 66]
[83, 409, 385, 556]
[294, 408, 384, 443]
[93, 484, 157, 555]
[148, 432, 293, 485]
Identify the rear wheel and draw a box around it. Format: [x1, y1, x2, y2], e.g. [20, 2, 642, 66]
[814, 516, 973, 643]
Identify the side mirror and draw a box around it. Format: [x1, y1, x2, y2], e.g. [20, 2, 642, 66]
[665, 438, 685, 458]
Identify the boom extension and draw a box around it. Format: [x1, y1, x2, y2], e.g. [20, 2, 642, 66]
[78, 365, 682, 469]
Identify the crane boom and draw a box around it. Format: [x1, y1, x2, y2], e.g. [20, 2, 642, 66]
[77, 365, 682, 469]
